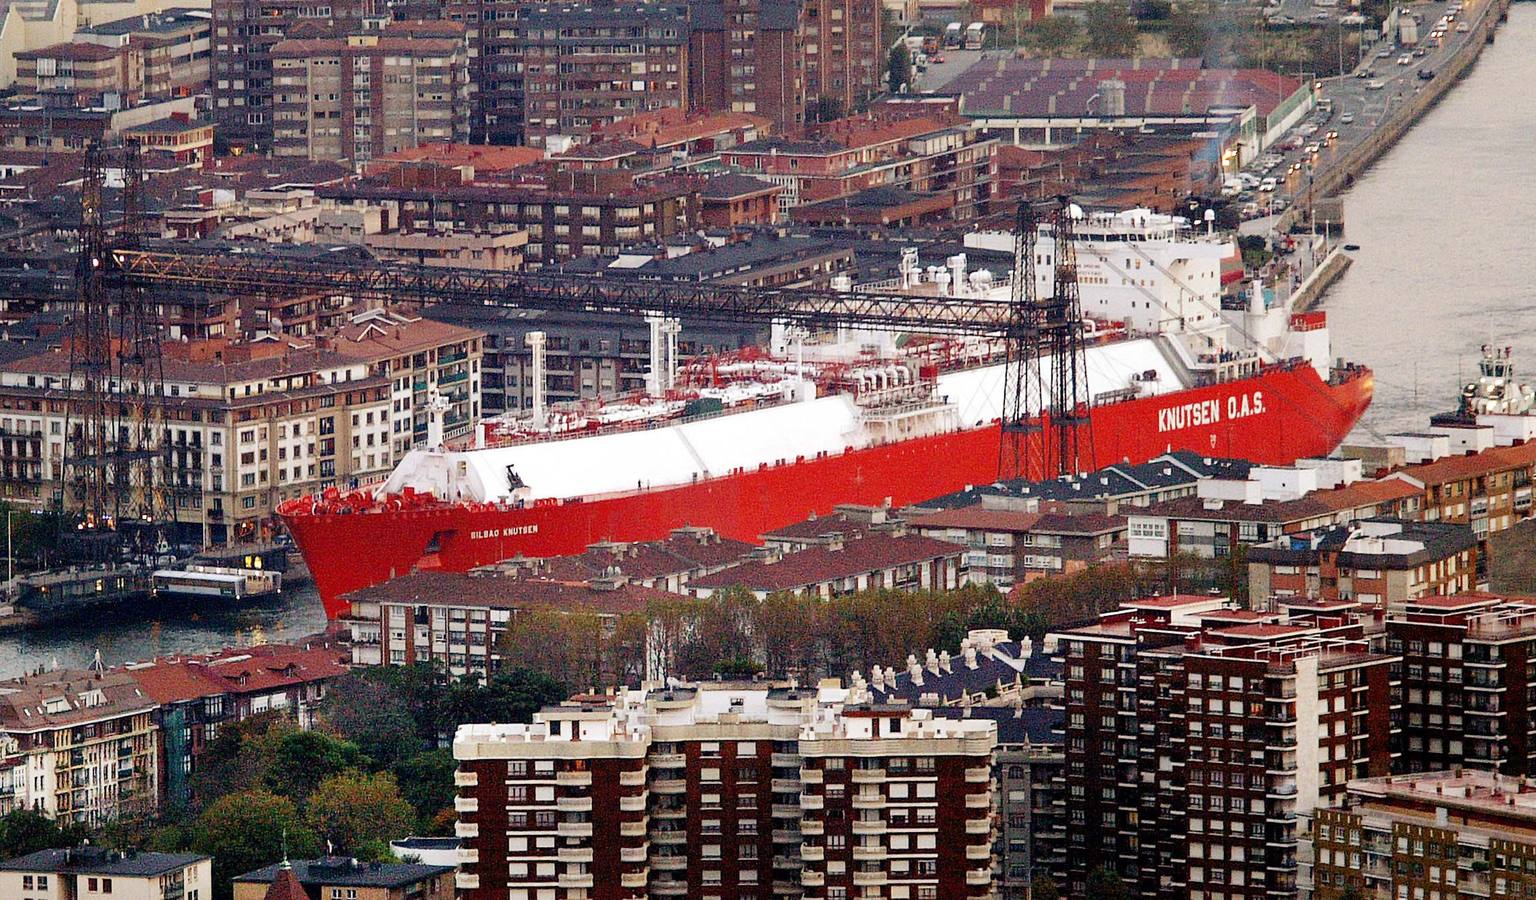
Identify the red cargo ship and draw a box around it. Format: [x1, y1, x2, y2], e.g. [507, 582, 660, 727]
[282, 325, 1372, 617]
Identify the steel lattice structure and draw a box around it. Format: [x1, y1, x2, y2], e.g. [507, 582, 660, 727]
[59, 140, 174, 556]
[106, 247, 1021, 336]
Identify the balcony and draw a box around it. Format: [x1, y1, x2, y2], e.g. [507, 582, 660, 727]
[772, 778, 801, 793]
[801, 819, 824, 835]
[965, 792, 990, 808]
[852, 845, 887, 861]
[454, 770, 478, 787]
[966, 818, 991, 835]
[965, 766, 990, 783]
[967, 868, 992, 886]
[772, 829, 803, 844]
[620, 795, 646, 812]
[771, 752, 801, 767]
[851, 769, 886, 783]
[853, 870, 888, 886]
[652, 829, 687, 845]
[557, 874, 594, 889]
[557, 770, 593, 786]
[773, 803, 802, 819]
[651, 779, 685, 794]
[557, 822, 593, 838]
[621, 870, 649, 888]
[557, 847, 594, 863]
[801, 870, 825, 887]
[967, 843, 992, 860]
[619, 769, 648, 786]
[454, 796, 478, 813]
[456, 848, 479, 864]
[652, 881, 689, 896]
[619, 820, 648, 837]
[801, 794, 824, 810]
[652, 854, 686, 870]
[801, 844, 824, 862]
[650, 753, 685, 768]
[800, 767, 823, 784]
[557, 797, 593, 812]
[454, 822, 478, 838]
[852, 820, 888, 835]
[621, 845, 648, 863]
[852, 794, 887, 810]
[454, 873, 479, 890]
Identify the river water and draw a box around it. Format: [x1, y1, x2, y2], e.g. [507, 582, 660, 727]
[3, 8, 1532, 675]
[1324, 3, 1536, 431]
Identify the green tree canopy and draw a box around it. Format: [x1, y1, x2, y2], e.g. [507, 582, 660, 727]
[266, 729, 366, 800]
[1083, 1, 1141, 58]
[887, 44, 912, 94]
[0, 809, 90, 860]
[1022, 15, 1082, 55]
[1031, 874, 1063, 900]
[320, 675, 424, 769]
[305, 771, 417, 855]
[392, 749, 458, 833]
[190, 790, 320, 900]
[1086, 865, 1135, 900]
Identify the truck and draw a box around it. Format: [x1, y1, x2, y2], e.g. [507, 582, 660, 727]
[944, 21, 962, 48]
[964, 21, 984, 49]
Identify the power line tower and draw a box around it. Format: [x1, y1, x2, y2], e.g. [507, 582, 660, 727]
[998, 196, 1095, 481]
[59, 140, 171, 561]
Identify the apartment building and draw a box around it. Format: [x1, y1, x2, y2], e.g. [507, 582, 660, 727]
[75, 8, 214, 100]
[342, 568, 675, 680]
[0, 670, 160, 825]
[720, 116, 998, 220]
[517, 5, 688, 149]
[272, 22, 470, 163]
[1127, 477, 1423, 560]
[209, 0, 382, 150]
[320, 168, 701, 267]
[0, 847, 211, 900]
[1386, 593, 1536, 777]
[906, 506, 1125, 590]
[685, 530, 966, 600]
[1300, 769, 1536, 900]
[452, 680, 997, 900]
[800, 0, 881, 120]
[13, 43, 135, 103]
[234, 857, 455, 900]
[123, 643, 348, 808]
[0, 310, 481, 544]
[1247, 519, 1479, 610]
[1050, 594, 1398, 897]
[1382, 439, 1536, 578]
[688, 0, 806, 136]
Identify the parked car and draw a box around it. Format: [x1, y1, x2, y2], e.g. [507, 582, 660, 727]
[1456, 22, 1470, 32]
[1340, 113, 1356, 124]
[1366, 79, 1386, 90]
[1398, 53, 1414, 65]
[1418, 68, 1436, 80]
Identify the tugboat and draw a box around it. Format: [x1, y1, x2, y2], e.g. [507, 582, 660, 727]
[1434, 345, 1536, 424]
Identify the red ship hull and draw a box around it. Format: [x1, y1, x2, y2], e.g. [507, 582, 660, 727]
[284, 364, 1372, 617]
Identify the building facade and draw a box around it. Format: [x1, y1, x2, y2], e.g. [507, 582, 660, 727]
[1247, 519, 1479, 610]
[0, 847, 211, 900]
[452, 681, 997, 900]
[0, 670, 160, 825]
[272, 23, 470, 163]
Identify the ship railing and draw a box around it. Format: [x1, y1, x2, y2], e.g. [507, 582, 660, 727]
[485, 393, 793, 449]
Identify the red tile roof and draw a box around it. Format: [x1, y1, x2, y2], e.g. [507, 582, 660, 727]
[1393, 441, 1536, 487]
[263, 865, 308, 900]
[688, 533, 965, 592]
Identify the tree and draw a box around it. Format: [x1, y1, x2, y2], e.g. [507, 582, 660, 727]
[1085, 865, 1134, 900]
[321, 676, 424, 769]
[189, 713, 296, 810]
[392, 749, 458, 832]
[305, 771, 417, 856]
[1083, 1, 1140, 58]
[0, 809, 90, 859]
[887, 44, 911, 94]
[1031, 875, 1062, 900]
[266, 730, 366, 800]
[1169, 1, 1214, 60]
[809, 95, 846, 124]
[191, 790, 320, 900]
[1021, 15, 1081, 56]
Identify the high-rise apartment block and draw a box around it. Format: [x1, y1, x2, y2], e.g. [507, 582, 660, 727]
[518, 5, 689, 148]
[453, 681, 997, 899]
[211, 0, 383, 151]
[272, 21, 470, 162]
[1300, 769, 1536, 900]
[1052, 593, 1398, 898]
[1387, 593, 1536, 776]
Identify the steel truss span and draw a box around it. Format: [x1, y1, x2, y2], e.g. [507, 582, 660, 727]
[107, 248, 1019, 336]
